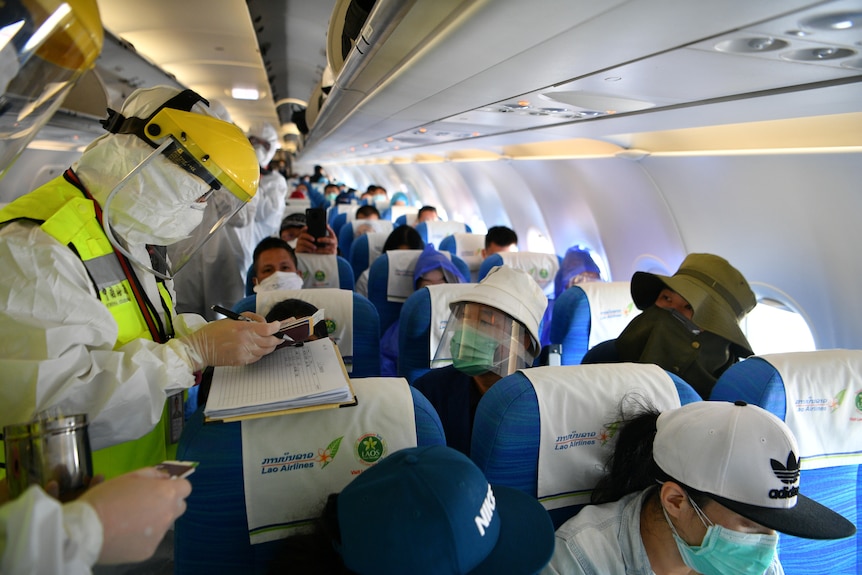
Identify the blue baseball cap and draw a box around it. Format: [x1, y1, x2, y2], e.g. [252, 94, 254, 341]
[336, 445, 555, 575]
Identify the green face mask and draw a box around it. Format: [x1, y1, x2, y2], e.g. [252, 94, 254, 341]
[450, 326, 499, 376]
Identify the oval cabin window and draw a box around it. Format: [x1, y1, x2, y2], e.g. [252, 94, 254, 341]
[741, 298, 816, 354]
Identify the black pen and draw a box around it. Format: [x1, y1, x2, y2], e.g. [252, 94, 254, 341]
[211, 305, 254, 322]
[210, 305, 294, 341]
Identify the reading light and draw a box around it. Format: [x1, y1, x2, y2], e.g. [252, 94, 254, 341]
[231, 87, 259, 100]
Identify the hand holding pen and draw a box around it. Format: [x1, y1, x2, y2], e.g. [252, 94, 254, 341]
[176, 307, 282, 370]
[211, 305, 294, 342]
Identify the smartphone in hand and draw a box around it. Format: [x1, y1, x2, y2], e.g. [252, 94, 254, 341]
[306, 207, 327, 245]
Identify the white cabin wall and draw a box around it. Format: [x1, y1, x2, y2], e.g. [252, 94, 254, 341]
[639, 151, 862, 350]
[1, 149, 83, 204]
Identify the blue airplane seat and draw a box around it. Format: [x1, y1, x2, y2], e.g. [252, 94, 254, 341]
[439, 232, 485, 282]
[546, 281, 639, 365]
[368, 251, 470, 333]
[338, 220, 393, 261]
[397, 283, 478, 384]
[470, 365, 700, 528]
[414, 220, 472, 248]
[710, 351, 862, 575]
[232, 289, 380, 377]
[348, 231, 391, 282]
[174, 382, 446, 574]
[478, 251, 560, 297]
[244, 254, 354, 296]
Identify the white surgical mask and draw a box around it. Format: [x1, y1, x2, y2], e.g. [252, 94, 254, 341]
[254, 271, 304, 293]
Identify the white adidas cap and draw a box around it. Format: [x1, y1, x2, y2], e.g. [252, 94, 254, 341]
[653, 400, 855, 540]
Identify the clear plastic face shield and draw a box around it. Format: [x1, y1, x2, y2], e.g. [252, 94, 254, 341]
[99, 90, 258, 279]
[0, 0, 103, 178]
[432, 302, 539, 378]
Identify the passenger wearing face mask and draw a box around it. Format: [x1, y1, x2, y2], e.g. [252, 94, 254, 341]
[412, 266, 547, 456]
[380, 244, 467, 376]
[251, 237, 304, 293]
[611, 253, 756, 399]
[543, 401, 856, 575]
[0, 86, 283, 480]
[230, 237, 305, 314]
[280, 212, 307, 248]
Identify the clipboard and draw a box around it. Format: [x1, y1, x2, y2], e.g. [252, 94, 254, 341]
[203, 339, 357, 423]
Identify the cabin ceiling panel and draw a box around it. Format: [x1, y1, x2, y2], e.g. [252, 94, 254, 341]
[302, 0, 860, 164]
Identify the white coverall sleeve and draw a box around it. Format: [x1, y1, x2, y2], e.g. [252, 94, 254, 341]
[0, 486, 102, 575]
[0, 222, 196, 450]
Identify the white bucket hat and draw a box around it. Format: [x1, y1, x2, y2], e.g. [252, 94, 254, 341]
[450, 266, 547, 352]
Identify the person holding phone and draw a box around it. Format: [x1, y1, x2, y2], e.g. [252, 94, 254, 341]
[295, 207, 339, 255]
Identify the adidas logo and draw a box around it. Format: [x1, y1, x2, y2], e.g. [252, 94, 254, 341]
[770, 452, 800, 485]
[768, 452, 800, 500]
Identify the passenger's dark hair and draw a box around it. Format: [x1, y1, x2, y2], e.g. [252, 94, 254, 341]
[267, 494, 353, 574]
[355, 205, 380, 219]
[590, 401, 662, 505]
[265, 299, 329, 340]
[417, 205, 437, 217]
[253, 237, 297, 271]
[485, 226, 517, 249]
[382, 225, 424, 252]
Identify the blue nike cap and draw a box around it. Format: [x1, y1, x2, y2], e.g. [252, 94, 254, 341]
[336, 445, 555, 574]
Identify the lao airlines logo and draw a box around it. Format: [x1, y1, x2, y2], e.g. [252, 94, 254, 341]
[768, 452, 800, 500]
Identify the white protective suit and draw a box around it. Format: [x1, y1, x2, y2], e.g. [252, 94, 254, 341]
[238, 122, 287, 268]
[169, 189, 258, 320]
[0, 86, 218, 451]
[0, 486, 102, 575]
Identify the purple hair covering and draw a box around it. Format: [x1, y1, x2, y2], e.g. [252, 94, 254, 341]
[554, 247, 601, 297]
[414, 244, 467, 288]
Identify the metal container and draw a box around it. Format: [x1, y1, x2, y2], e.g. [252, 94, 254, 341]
[4, 414, 93, 501]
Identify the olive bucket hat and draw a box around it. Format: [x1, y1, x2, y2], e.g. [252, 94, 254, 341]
[631, 253, 756, 356]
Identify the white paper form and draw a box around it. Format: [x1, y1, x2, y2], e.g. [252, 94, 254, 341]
[204, 338, 352, 419]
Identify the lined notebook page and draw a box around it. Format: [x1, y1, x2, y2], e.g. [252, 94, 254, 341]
[204, 338, 351, 418]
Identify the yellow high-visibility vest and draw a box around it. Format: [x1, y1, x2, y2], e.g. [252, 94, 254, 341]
[0, 172, 179, 478]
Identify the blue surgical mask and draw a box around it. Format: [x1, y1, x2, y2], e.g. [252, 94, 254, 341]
[450, 326, 499, 376]
[663, 497, 778, 575]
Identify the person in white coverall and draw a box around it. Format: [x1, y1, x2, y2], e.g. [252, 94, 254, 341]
[245, 121, 287, 246]
[0, 2, 281, 572]
[168, 101, 259, 321]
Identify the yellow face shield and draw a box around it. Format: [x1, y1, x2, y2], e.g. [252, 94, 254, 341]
[0, 0, 104, 176]
[142, 107, 259, 203]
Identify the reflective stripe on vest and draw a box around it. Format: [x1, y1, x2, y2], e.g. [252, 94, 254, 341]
[0, 175, 175, 478]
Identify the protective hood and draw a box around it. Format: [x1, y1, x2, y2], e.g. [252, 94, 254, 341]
[555, 247, 601, 297]
[247, 121, 279, 168]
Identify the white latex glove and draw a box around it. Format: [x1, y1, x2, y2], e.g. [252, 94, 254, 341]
[78, 467, 192, 565]
[177, 313, 281, 370]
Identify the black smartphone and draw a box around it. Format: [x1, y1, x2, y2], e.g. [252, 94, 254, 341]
[306, 208, 327, 243]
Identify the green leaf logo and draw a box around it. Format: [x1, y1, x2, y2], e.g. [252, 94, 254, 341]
[318, 436, 343, 469]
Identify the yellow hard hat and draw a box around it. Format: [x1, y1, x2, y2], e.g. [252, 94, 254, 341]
[0, 0, 104, 175]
